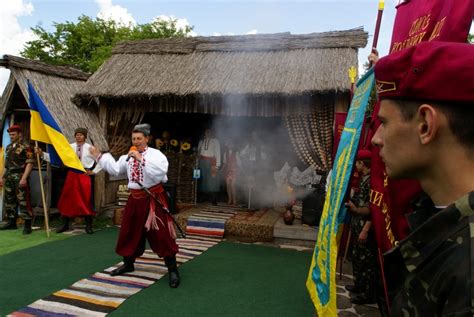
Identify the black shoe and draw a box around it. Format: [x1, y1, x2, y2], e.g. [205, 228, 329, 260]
[56, 217, 70, 233]
[169, 268, 180, 288]
[110, 263, 134, 276]
[23, 219, 32, 235]
[350, 295, 376, 305]
[165, 256, 180, 288]
[0, 219, 17, 230]
[345, 284, 362, 293]
[85, 216, 93, 234]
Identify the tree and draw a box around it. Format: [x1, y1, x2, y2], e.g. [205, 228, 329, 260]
[21, 15, 193, 73]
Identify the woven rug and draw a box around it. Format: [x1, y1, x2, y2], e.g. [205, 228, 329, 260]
[226, 209, 280, 242]
[184, 205, 239, 238]
[8, 235, 220, 317]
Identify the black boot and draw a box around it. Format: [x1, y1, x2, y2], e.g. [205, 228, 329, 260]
[0, 218, 17, 230]
[165, 256, 180, 288]
[85, 216, 93, 234]
[56, 217, 70, 233]
[110, 257, 135, 276]
[23, 219, 32, 234]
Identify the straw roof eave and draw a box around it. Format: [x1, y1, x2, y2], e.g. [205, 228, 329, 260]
[73, 29, 367, 107]
[0, 55, 108, 149]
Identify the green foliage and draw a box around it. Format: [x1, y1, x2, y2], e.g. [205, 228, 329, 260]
[469, 33, 473, 43]
[21, 15, 193, 73]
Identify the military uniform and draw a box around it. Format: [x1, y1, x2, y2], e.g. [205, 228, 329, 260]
[3, 140, 35, 220]
[350, 172, 377, 301]
[373, 42, 474, 316]
[385, 192, 474, 316]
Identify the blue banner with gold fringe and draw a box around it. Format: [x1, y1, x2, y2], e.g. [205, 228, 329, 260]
[306, 68, 375, 316]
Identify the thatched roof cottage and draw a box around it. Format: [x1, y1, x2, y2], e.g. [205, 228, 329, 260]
[0, 55, 108, 211]
[73, 28, 368, 206]
[0, 55, 107, 149]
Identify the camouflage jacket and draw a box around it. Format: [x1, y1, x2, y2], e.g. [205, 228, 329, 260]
[389, 192, 474, 316]
[5, 141, 34, 172]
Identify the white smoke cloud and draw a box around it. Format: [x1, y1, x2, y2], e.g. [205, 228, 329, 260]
[95, 0, 136, 26]
[0, 0, 36, 95]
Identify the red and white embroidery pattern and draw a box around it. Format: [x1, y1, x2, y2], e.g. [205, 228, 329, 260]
[129, 148, 147, 183]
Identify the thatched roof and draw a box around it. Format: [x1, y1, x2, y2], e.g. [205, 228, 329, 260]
[0, 55, 108, 149]
[74, 29, 367, 107]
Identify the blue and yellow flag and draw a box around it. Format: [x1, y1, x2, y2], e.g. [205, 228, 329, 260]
[28, 81, 85, 173]
[306, 69, 375, 315]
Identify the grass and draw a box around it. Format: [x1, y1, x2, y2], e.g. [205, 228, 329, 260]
[0, 215, 114, 256]
[0, 226, 70, 256]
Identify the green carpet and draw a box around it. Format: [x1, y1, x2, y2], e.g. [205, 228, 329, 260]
[0, 227, 119, 315]
[1, 229, 315, 316]
[0, 227, 70, 256]
[110, 242, 314, 317]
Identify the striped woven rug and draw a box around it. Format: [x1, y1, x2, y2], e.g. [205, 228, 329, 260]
[185, 205, 241, 238]
[9, 235, 220, 317]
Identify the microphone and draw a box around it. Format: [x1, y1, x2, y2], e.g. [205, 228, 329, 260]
[126, 146, 138, 162]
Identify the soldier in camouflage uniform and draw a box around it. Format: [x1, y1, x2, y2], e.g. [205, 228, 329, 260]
[372, 42, 474, 315]
[345, 149, 377, 305]
[0, 125, 35, 234]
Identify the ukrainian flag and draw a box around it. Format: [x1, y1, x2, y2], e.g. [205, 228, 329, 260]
[28, 81, 85, 173]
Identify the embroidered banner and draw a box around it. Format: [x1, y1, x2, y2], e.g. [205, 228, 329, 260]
[306, 69, 375, 316]
[390, 0, 474, 53]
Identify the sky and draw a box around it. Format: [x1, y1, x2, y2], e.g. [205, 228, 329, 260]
[1, 0, 470, 95]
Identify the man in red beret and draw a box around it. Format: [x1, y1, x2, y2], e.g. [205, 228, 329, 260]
[0, 125, 35, 234]
[344, 149, 377, 305]
[372, 41, 474, 315]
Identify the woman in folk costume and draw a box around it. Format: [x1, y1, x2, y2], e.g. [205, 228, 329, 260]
[90, 123, 180, 288]
[37, 127, 101, 234]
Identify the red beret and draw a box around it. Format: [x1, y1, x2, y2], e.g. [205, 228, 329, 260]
[356, 149, 371, 160]
[7, 125, 22, 133]
[375, 41, 474, 103]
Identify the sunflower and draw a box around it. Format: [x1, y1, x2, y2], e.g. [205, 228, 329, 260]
[170, 139, 179, 147]
[156, 139, 164, 147]
[181, 142, 191, 151]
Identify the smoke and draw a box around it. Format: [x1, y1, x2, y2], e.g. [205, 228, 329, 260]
[208, 115, 319, 209]
[198, 35, 326, 209]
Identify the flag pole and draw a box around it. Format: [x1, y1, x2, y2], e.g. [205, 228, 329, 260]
[35, 141, 50, 237]
[348, 66, 357, 101]
[370, 0, 392, 310]
[370, 0, 385, 68]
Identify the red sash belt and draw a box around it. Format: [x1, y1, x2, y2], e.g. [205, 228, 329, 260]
[130, 183, 164, 199]
[129, 183, 176, 238]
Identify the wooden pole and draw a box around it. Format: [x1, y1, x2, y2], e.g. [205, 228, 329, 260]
[35, 141, 50, 237]
[339, 227, 352, 279]
[369, 0, 385, 68]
